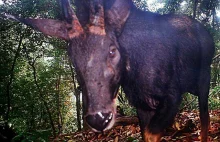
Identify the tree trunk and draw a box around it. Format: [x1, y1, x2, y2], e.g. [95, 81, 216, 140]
[69, 62, 82, 131]
[5, 33, 23, 122]
[31, 62, 56, 137]
[24, 49, 56, 137]
[56, 75, 63, 134]
[114, 116, 139, 126]
[193, 0, 198, 19]
[75, 88, 81, 131]
[82, 88, 89, 130]
[212, 8, 216, 28]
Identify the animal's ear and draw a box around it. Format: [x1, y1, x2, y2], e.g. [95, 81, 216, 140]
[2, 0, 84, 41]
[105, 0, 132, 34]
[2, 14, 82, 41]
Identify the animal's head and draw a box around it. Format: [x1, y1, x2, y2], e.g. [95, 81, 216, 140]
[2, 0, 131, 131]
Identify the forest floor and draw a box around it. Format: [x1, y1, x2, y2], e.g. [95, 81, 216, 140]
[53, 110, 220, 142]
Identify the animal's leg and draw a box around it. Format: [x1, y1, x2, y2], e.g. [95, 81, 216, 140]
[137, 94, 181, 142]
[198, 69, 211, 142]
[143, 130, 162, 142]
[137, 108, 161, 142]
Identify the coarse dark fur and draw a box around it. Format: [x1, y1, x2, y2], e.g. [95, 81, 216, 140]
[118, 6, 215, 135]
[3, 0, 215, 141]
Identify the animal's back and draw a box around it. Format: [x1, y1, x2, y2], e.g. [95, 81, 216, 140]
[119, 8, 215, 107]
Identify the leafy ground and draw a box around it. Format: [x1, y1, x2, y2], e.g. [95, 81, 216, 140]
[53, 110, 220, 142]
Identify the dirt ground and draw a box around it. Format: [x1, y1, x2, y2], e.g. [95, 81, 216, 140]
[53, 110, 220, 142]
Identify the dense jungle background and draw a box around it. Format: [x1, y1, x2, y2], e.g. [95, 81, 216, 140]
[0, 0, 220, 141]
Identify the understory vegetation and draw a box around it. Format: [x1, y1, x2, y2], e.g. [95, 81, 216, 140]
[0, 0, 219, 141]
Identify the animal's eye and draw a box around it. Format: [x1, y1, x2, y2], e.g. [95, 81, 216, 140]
[109, 45, 117, 58]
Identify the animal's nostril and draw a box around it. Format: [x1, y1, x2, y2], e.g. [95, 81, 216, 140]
[85, 112, 113, 131]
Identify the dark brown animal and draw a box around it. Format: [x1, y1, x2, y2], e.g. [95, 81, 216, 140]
[3, 0, 215, 141]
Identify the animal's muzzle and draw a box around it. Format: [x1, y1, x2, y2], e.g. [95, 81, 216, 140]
[85, 111, 113, 131]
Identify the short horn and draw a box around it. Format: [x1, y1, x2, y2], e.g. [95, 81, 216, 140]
[61, 0, 84, 39]
[89, 0, 106, 35]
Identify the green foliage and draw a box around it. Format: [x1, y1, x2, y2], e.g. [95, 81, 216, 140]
[209, 86, 220, 109]
[12, 129, 51, 142]
[1, 0, 60, 18]
[180, 93, 198, 111]
[133, 0, 149, 11]
[163, 0, 184, 13]
[180, 87, 220, 111]
[118, 90, 137, 116]
[127, 136, 139, 142]
[0, 0, 79, 140]
[0, 0, 219, 141]
[120, 103, 137, 116]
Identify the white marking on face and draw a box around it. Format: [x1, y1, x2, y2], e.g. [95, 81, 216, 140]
[93, 15, 99, 24]
[98, 112, 104, 119]
[103, 69, 110, 78]
[126, 59, 131, 71]
[109, 113, 113, 119]
[87, 103, 116, 132]
[103, 112, 115, 131]
[87, 54, 94, 67]
[101, 39, 104, 46]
